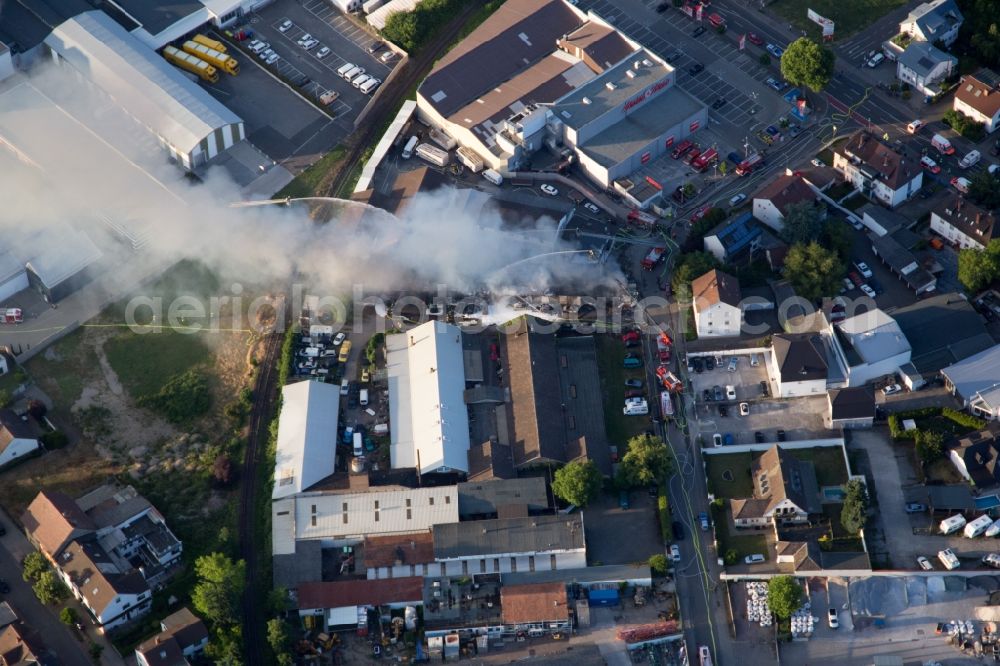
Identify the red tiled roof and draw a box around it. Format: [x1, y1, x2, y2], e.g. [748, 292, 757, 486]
[296, 577, 424, 610]
[755, 174, 816, 216]
[955, 71, 1000, 119]
[500, 582, 569, 624]
[363, 533, 435, 569]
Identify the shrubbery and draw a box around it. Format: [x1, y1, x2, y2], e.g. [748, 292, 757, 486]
[943, 109, 986, 142]
[139, 370, 210, 423]
[657, 483, 671, 543]
[382, 0, 466, 53]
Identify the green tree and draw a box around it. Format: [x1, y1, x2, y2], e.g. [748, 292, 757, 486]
[758, 53, 771, 66]
[0, 390, 10, 408]
[968, 170, 1000, 210]
[780, 201, 826, 245]
[88, 642, 103, 663]
[192, 553, 246, 627]
[724, 549, 738, 566]
[267, 618, 292, 657]
[718, 160, 728, 177]
[552, 460, 603, 507]
[780, 38, 835, 92]
[33, 571, 69, 605]
[382, 10, 422, 52]
[207, 626, 243, 665]
[138, 369, 210, 423]
[958, 240, 1000, 292]
[22, 551, 50, 583]
[648, 553, 669, 576]
[916, 430, 945, 463]
[821, 218, 852, 261]
[783, 242, 845, 300]
[943, 109, 986, 141]
[671, 252, 721, 301]
[60, 607, 78, 626]
[840, 479, 869, 534]
[616, 434, 672, 488]
[767, 575, 802, 619]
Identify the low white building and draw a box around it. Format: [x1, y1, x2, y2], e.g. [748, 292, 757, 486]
[0, 409, 40, 469]
[899, 0, 964, 48]
[752, 173, 819, 233]
[942, 344, 1000, 421]
[896, 41, 957, 97]
[931, 196, 996, 250]
[272, 380, 340, 501]
[691, 269, 742, 338]
[770, 333, 829, 398]
[386, 321, 470, 475]
[954, 69, 1000, 134]
[833, 131, 923, 209]
[830, 309, 912, 387]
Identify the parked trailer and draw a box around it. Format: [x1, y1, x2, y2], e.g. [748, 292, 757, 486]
[415, 143, 450, 167]
[401, 135, 418, 159]
[938, 548, 960, 570]
[362, 0, 385, 13]
[192, 34, 227, 53]
[965, 514, 993, 538]
[986, 519, 1000, 538]
[428, 128, 457, 150]
[182, 40, 239, 75]
[1, 308, 22, 324]
[456, 147, 484, 173]
[939, 514, 967, 535]
[163, 46, 219, 83]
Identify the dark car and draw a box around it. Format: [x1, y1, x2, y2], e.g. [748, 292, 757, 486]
[0, 522, 5, 537]
[718, 404, 728, 417]
[704, 356, 716, 370]
[625, 389, 644, 399]
[0, 579, 8, 594]
[692, 26, 706, 37]
[760, 380, 770, 397]
[667, 49, 683, 63]
[777, 429, 787, 442]
[703, 389, 713, 402]
[348, 394, 359, 409]
[692, 357, 704, 373]
[656, 1, 669, 11]
[688, 61, 704, 74]
[711, 97, 727, 110]
[672, 521, 685, 540]
[755, 431, 765, 443]
[625, 379, 643, 388]
[905, 502, 927, 513]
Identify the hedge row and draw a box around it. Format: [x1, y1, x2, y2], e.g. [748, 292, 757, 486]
[657, 482, 671, 544]
[888, 406, 987, 441]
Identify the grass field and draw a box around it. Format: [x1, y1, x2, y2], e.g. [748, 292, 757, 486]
[595, 335, 649, 446]
[705, 452, 754, 499]
[712, 504, 769, 560]
[105, 330, 211, 400]
[770, 0, 907, 42]
[789, 446, 849, 487]
[25, 329, 98, 406]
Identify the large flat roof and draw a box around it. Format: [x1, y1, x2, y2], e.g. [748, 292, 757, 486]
[272, 380, 339, 500]
[578, 85, 703, 168]
[942, 344, 1000, 407]
[105, 0, 205, 35]
[386, 321, 471, 474]
[24, 225, 102, 289]
[45, 11, 242, 156]
[892, 293, 994, 373]
[433, 513, 584, 560]
[836, 309, 911, 364]
[555, 50, 669, 130]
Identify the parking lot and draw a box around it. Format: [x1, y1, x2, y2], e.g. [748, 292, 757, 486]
[584, 488, 663, 566]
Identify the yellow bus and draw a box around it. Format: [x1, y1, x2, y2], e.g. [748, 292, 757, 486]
[338, 340, 352, 364]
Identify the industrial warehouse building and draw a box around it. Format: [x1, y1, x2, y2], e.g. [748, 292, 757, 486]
[45, 12, 244, 170]
[415, 0, 706, 190]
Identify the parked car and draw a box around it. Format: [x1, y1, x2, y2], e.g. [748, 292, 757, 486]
[777, 429, 786, 441]
[625, 379, 643, 388]
[747, 32, 763, 46]
[583, 202, 600, 214]
[704, 356, 716, 370]
[297, 32, 313, 45]
[727, 357, 738, 372]
[367, 41, 384, 54]
[713, 433, 722, 447]
[883, 383, 902, 396]
[698, 512, 710, 530]
[703, 389, 713, 402]
[905, 502, 927, 513]
[278, 19, 293, 32]
[739, 402, 750, 416]
[765, 77, 786, 91]
[692, 26, 706, 37]
[265, 52, 280, 65]
[755, 431, 765, 443]
[316, 46, 331, 59]
[725, 385, 736, 400]
[670, 544, 681, 562]
[619, 491, 630, 510]
[920, 155, 941, 174]
[713, 385, 723, 401]
[811, 158, 825, 167]
[907, 119, 924, 134]
[745, 554, 765, 565]
[917, 556, 933, 570]
[766, 43, 784, 58]
[622, 330, 640, 343]
[540, 184, 559, 196]
[692, 357, 704, 373]
[828, 609, 839, 629]
[688, 62, 704, 74]
[855, 261, 873, 278]
[672, 521, 684, 540]
[860, 284, 877, 298]
[0, 579, 8, 594]
[729, 193, 747, 207]
[760, 380, 769, 397]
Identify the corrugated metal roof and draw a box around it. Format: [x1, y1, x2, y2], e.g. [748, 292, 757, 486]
[943, 344, 1000, 408]
[387, 322, 471, 474]
[24, 225, 102, 289]
[272, 381, 340, 500]
[0, 251, 24, 285]
[45, 11, 242, 156]
[433, 513, 584, 560]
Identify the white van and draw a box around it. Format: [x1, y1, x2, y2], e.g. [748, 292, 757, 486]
[340, 379, 349, 396]
[351, 73, 371, 89]
[359, 389, 369, 406]
[342, 65, 362, 80]
[373, 423, 389, 435]
[337, 62, 355, 77]
[866, 53, 884, 68]
[359, 77, 381, 95]
[960, 150, 981, 169]
[353, 432, 363, 457]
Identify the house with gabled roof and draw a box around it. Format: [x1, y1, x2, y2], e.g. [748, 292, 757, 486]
[931, 196, 996, 251]
[833, 131, 922, 208]
[729, 445, 822, 528]
[691, 269, 742, 338]
[752, 173, 821, 233]
[954, 69, 1000, 134]
[899, 0, 963, 47]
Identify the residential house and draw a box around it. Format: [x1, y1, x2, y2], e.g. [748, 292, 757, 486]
[703, 212, 762, 263]
[827, 387, 876, 429]
[56, 538, 152, 630]
[0, 409, 40, 469]
[894, 293, 994, 373]
[729, 445, 822, 527]
[899, 0, 964, 47]
[931, 197, 996, 250]
[948, 428, 1000, 488]
[770, 333, 829, 397]
[0, 622, 53, 665]
[942, 344, 1000, 421]
[833, 131, 922, 208]
[896, 41, 957, 97]
[954, 69, 1000, 134]
[21, 490, 96, 558]
[134, 608, 208, 666]
[752, 173, 820, 232]
[500, 582, 571, 632]
[829, 309, 912, 387]
[431, 514, 586, 575]
[691, 269, 742, 338]
[870, 231, 937, 294]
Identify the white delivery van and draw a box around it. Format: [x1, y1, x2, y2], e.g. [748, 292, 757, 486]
[352, 73, 371, 89]
[353, 432, 363, 457]
[340, 379, 349, 396]
[401, 135, 418, 159]
[359, 77, 381, 95]
[965, 514, 993, 538]
[931, 133, 955, 155]
[482, 169, 503, 185]
[337, 62, 356, 77]
[939, 514, 967, 535]
[960, 150, 981, 169]
[342, 65, 362, 80]
[359, 389, 369, 406]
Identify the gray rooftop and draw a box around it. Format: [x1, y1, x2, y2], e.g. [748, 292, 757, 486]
[578, 85, 704, 168]
[273, 540, 322, 591]
[892, 293, 995, 373]
[898, 41, 956, 78]
[860, 203, 909, 235]
[110, 0, 205, 35]
[904, 0, 963, 39]
[870, 233, 936, 293]
[432, 513, 584, 560]
[456, 478, 550, 518]
[942, 344, 1000, 408]
[555, 50, 667, 130]
[500, 563, 651, 587]
[925, 484, 976, 511]
[836, 309, 911, 364]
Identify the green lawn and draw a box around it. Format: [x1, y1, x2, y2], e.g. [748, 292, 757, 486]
[712, 504, 769, 561]
[105, 331, 211, 400]
[595, 335, 648, 446]
[24, 329, 97, 406]
[274, 145, 347, 199]
[704, 452, 754, 499]
[788, 446, 849, 487]
[770, 0, 907, 41]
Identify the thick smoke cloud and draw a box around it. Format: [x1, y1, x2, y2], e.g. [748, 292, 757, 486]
[0, 63, 618, 301]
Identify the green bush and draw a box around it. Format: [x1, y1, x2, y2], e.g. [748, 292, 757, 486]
[40, 431, 69, 449]
[888, 414, 904, 440]
[724, 549, 738, 565]
[138, 370, 210, 423]
[942, 407, 986, 431]
[277, 325, 299, 388]
[649, 554, 669, 576]
[943, 109, 986, 142]
[382, 0, 469, 53]
[657, 483, 671, 543]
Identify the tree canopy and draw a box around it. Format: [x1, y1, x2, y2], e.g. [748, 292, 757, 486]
[767, 576, 802, 619]
[192, 553, 246, 627]
[780, 201, 826, 245]
[552, 460, 604, 507]
[671, 252, 721, 302]
[968, 170, 1000, 211]
[32, 571, 69, 605]
[780, 38, 834, 93]
[840, 479, 869, 535]
[616, 434, 672, 488]
[22, 551, 49, 583]
[783, 242, 845, 300]
[958, 239, 1000, 292]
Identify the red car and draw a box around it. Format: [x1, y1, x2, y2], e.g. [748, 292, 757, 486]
[747, 32, 763, 46]
[689, 205, 712, 224]
[490, 343, 499, 362]
[621, 330, 640, 343]
[849, 271, 864, 287]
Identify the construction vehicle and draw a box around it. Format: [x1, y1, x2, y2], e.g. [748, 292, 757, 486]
[192, 33, 227, 53]
[735, 152, 763, 176]
[1, 308, 22, 324]
[182, 40, 239, 75]
[163, 46, 219, 83]
[692, 147, 718, 172]
[656, 332, 672, 362]
[640, 247, 666, 270]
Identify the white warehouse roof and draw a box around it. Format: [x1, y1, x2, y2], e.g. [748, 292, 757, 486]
[45, 11, 243, 157]
[367, 0, 423, 31]
[272, 380, 340, 500]
[942, 344, 1000, 409]
[387, 321, 471, 475]
[24, 225, 102, 289]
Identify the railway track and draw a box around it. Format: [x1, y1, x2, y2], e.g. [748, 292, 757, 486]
[238, 328, 284, 664]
